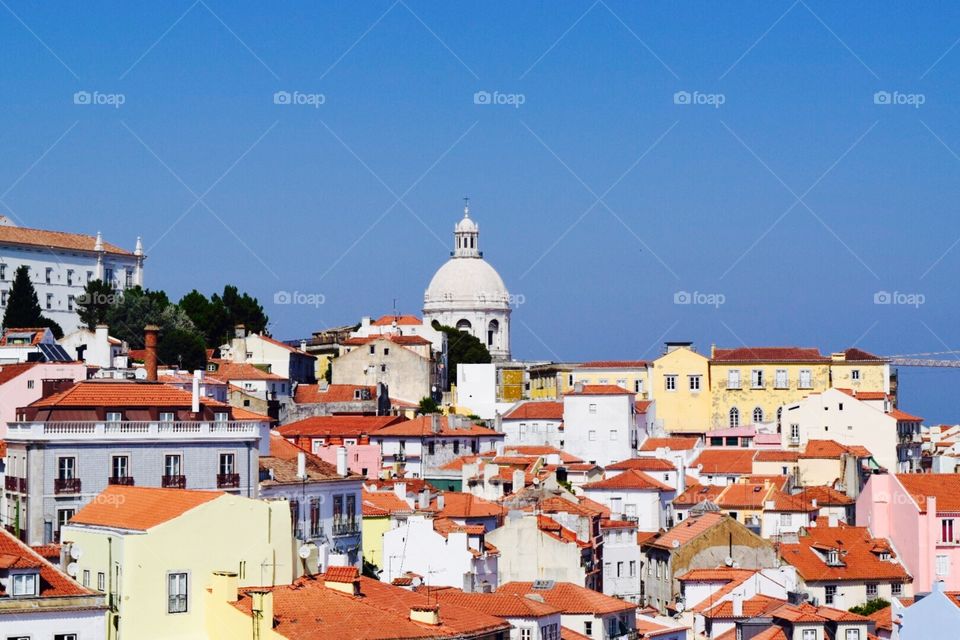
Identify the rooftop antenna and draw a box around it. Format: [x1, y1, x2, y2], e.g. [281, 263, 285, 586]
[463, 196, 470, 217]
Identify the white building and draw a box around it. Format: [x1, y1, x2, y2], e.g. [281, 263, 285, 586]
[373, 414, 504, 478]
[58, 324, 125, 368]
[218, 328, 317, 384]
[0, 219, 143, 333]
[562, 384, 639, 468]
[500, 400, 565, 447]
[423, 204, 512, 360]
[582, 471, 675, 532]
[352, 314, 446, 355]
[601, 520, 643, 602]
[381, 514, 498, 591]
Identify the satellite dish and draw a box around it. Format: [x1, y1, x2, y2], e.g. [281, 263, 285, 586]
[675, 600, 686, 613]
[66, 562, 78, 576]
[298, 544, 313, 559]
[69, 544, 82, 560]
[412, 577, 423, 587]
[671, 539, 680, 549]
[724, 556, 734, 566]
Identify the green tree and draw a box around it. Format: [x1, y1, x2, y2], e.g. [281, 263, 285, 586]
[431, 320, 491, 390]
[849, 598, 889, 616]
[76, 279, 115, 329]
[178, 286, 268, 348]
[418, 397, 440, 414]
[2, 265, 62, 337]
[157, 327, 207, 371]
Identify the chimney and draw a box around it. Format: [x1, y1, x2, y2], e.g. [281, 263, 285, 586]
[512, 469, 525, 489]
[211, 571, 238, 603]
[732, 590, 744, 617]
[297, 452, 307, 480]
[299, 339, 307, 352]
[431, 414, 441, 433]
[249, 590, 274, 632]
[234, 324, 246, 339]
[144, 325, 159, 381]
[336, 446, 348, 477]
[191, 372, 200, 413]
[94, 324, 110, 367]
[437, 494, 445, 511]
[325, 571, 361, 595]
[417, 489, 429, 510]
[410, 604, 440, 625]
[393, 481, 407, 502]
[495, 441, 505, 456]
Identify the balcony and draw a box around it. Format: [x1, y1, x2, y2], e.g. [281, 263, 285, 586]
[161, 475, 186, 489]
[332, 518, 360, 536]
[4, 476, 26, 493]
[54, 477, 81, 494]
[4, 420, 261, 443]
[108, 476, 135, 486]
[217, 473, 240, 489]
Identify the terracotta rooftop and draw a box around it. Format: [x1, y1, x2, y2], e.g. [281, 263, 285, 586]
[233, 573, 511, 639]
[371, 314, 423, 326]
[260, 435, 359, 484]
[498, 581, 637, 615]
[0, 362, 39, 385]
[693, 448, 756, 475]
[635, 399, 653, 414]
[800, 440, 873, 460]
[888, 407, 924, 422]
[673, 483, 724, 507]
[711, 347, 829, 363]
[702, 593, 785, 619]
[799, 485, 855, 506]
[278, 415, 404, 437]
[645, 512, 726, 550]
[564, 384, 632, 396]
[429, 492, 503, 519]
[68, 485, 222, 531]
[434, 589, 562, 617]
[342, 334, 433, 347]
[361, 489, 412, 516]
[293, 383, 376, 404]
[28, 380, 243, 411]
[373, 415, 501, 438]
[582, 469, 672, 492]
[753, 450, 800, 462]
[502, 401, 564, 420]
[897, 473, 960, 513]
[606, 457, 676, 472]
[842, 348, 885, 361]
[639, 437, 700, 452]
[0, 528, 92, 598]
[0, 224, 132, 255]
[210, 360, 287, 381]
[779, 523, 911, 583]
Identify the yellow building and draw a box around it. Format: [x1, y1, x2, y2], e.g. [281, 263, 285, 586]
[360, 489, 411, 571]
[60, 485, 294, 640]
[572, 360, 650, 399]
[649, 343, 711, 433]
[527, 362, 579, 400]
[708, 346, 891, 430]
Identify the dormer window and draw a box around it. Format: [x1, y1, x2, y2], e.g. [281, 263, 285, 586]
[827, 549, 840, 565]
[11, 570, 39, 596]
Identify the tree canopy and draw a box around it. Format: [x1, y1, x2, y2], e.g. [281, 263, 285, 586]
[2, 265, 62, 338]
[431, 320, 491, 390]
[179, 285, 268, 348]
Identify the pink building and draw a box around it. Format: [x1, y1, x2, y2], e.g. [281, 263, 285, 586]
[313, 444, 381, 480]
[857, 473, 960, 592]
[0, 362, 89, 436]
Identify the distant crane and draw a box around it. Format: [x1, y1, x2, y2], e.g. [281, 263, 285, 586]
[884, 352, 960, 368]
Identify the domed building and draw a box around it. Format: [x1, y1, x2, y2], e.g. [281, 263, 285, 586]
[423, 204, 512, 360]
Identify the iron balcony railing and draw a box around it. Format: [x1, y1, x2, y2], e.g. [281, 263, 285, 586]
[54, 477, 82, 494]
[4, 476, 26, 493]
[161, 475, 187, 489]
[332, 518, 360, 536]
[217, 473, 241, 489]
[108, 476, 135, 486]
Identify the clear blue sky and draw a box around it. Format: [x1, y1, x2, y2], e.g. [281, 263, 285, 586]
[3, 1, 960, 421]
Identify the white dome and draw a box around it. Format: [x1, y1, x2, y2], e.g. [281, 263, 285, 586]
[455, 214, 478, 233]
[423, 257, 510, 311]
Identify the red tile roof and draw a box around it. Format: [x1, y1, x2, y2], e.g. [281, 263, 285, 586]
[800, 485, 855, 506]
[343, 334, 433, 347]
[842, 348, 885, 361]
[429, 492, 503, 519]
[606, 457, 675, 472]
[564, 384, 632, 396]
[69, 486, 222, 531]
[579, 360, 649, 369]
[645, 512, 726, 549]
[693, 448, 756, 474]
[324, 565, 360, 583]
[373, 415, 501, 438]
[560, 627, 592, 640]
[498, 581, 637, 615]
[278, 415, 403, 437]
[233, 574, 511, 639]
[582, 469, 672, 492]
[433, 589, 562, 617]
[294, 383, 376, 404]
[28, 380, 243, 411]
[635, 399, 653, 414]
[779, 523, 911, 583]
[0, 528, 92, 597]
[888, 408, 923, 422]
[210, 360, 287, 381]
[702, 593, 785, 619]
[503, 401, 564, 420]
[260, 435, 357, 483]
[712, 347, 829, 362]
[800, 440, 872, 460]
[362, 489, 412, 516]
[639, 437, 700, 452]
[673, 483, 724, 507]
[371, 314, 422, 326]
[0, 362, 39, 384]
[753, 450, 800, 462]
[897, 473, 960, 513]
[0, 225, 132, 254]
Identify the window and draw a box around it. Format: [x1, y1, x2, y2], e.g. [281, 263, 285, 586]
[727, 369, 741, 389]
[427, 441, 435, 455]
[67, 294, 75, 311]
[583, 621, 592, 635]
[790, 423, 800, 442]
[775, 368, 788, 389]
[751, 369, 764, 388]
[98, 571, 105, 591]
[58, 457, 76, 480]
[520, 630, 532, 640]
[11, 572, 37, 596]
[892, 582, 902, 596]
[369, 345, 375, 355]
[866, 583, 878, 598]
[845, 630, 860, 640]
[66, 268, 74, 286]
[56, 635, 79, 640]
[309, 497, 321, 537]
[588, 430, 596, 441]
[689, 375, 701, 391]
[82, 569, 90, 587]
[58, 509, 75, 531]
[112, 455, 129, 478]
[452, 440, 459, 454]
[851, 369, 861, 381]
[589, 403, 597, 414]
[26, 379, 33, 389]
[799, 369, 812, 389]
[729, 407, 740, 428]
[803, 631, 817, 640]
[45, 267, 53, 284]
[937, 554, 950, 576]
[943, 519, 955, 543]
[159, 411, 175, 424]
[609, 429, 617, 441]
[164, 454, 182, 476]
[616, 561, 624, 577]
[125, 269, 133, 287]
[219, 453, 235, 475]
[214, 412, 229, 424]
[634, 380, 642, 393]
[780, 513, 791, 526]
[825, 584, 837, 605]
[604, 562, 612, 577]
[384, 347, 390, 356]
[46, 293, 53, 309]
[0, 264, 5, 279]
[106, 411, 122, 423]
[380, 364, 387, 373]
[168, 572, 188, 613]
[0, 291, 6, 307]
[86, 270, 93, 283]
[752, 407, 764, 424]
[665, 375, 677, 391]
[629, 560, 636, 576]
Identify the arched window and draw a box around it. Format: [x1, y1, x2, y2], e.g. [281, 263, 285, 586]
[752, 407, 764, 424]
[729, 407, 740, 428]
[487, 319, 499, 347]
[456, 319, 472, 332]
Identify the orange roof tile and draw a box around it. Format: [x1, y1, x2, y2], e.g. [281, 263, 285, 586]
[28, 380, 241, 410]
[260, 435, 358, 483]
[582, 469, 672, 492]
[799, 439, 868, 459]
[294, 383, 376, 404]
[889, 408, 923, 422]
[673, 483, 724, 507]
[635, 399, 653, 414]
[779, 523, 911, 583]
[373, 415, 501, 438]
[278, 415, 403, 437]
[343, 334, 433, 347]
[371, 314, 423, 326]
[0, 225, 132, 255]
[434, 589, 562, 617]
[564, 384, 632, 396]
[503, 401, 564, 420]
[693, 448, 756, 475]
[645, 512, 726, 550]
[362, 489, 412, 516]
[753, 450, 800, 462]
[711, 347, 828, 363]
[429, 492, 503, 519]
[702, 593, 785, 619]
[0, 528, 91, 597]
[606, 457, 676, 472]
[897, 473, 960, 513]
[799, 485, 855, 506]
[498, 581, 636, 615]
[210, 360, 287, 381]
[0, 362, 39, 384]
[68, 485, 222, 531]
[639, 437, 700, 452]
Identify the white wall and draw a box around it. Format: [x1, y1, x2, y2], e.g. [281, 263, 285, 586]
[563, 393, 637, 467]
[0, 608, 107, 640]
